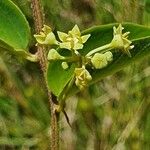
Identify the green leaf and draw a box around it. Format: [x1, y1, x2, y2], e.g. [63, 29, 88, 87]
[68, 23, 150, 96]
[0, 0, 30, 52]
[47, 23, 150, 97]
[47, 61, 75, 97]
[82, 23, 150, 83]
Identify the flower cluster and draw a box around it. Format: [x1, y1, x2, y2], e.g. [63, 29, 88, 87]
[34, 24, 134, 90]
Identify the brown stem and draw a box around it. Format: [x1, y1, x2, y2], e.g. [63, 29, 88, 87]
[31, 0, 60, 149]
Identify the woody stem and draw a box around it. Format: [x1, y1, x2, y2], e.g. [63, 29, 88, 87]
[31, 0, 60, 150]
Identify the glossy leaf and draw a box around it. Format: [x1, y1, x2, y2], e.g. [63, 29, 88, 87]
[82, 23, 150, 83]
[47, 61, 75, 97]
[47, 23, 150, 97]
[72, 23, 150, 96]
[0, 0, 30, 52]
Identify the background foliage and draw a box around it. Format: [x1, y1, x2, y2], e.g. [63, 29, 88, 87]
[0, 0, 150, 150]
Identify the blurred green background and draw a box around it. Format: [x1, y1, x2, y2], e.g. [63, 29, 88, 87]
[0, 0, 150, 149]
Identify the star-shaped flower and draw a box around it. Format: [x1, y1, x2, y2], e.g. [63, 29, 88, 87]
[111, 24, 134, 57]
[57, 25, 91, 51]
[34, 25, 58, 45]
[74, 66, 92, 90]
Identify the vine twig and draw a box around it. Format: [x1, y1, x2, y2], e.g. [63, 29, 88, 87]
[31, 0, 60, 149]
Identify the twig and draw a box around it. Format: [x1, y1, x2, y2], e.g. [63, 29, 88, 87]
[31, 0, 60, 149]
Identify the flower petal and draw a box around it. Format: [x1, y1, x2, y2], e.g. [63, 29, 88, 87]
[34, 34, 46, 44]
[113, 26, 117, 35]
[57, 31, 68, 42]
[44, 32, 58, 45]
[115, 24, 123, 35]
[42, 25, 52, 34]
[130, 45, 134, 49]
[123, 37, 132, 45]
[47, 49, 64, 60]
[73, 43, 83, 50]
[81, 34, 91, 43]
[85, 70, 92, 81]
[70, 24, 81, 36]
[123, 32, 130, 38]
[60, 42, 71, 50]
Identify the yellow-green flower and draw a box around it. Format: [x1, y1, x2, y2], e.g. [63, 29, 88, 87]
[74, 66, 92, 90]
[91, 51, 113, 69]
[111, 24, 134, 57]
[57, 25, 90, 51]
[91, 53, 108, 69]
[34, 25, 58, 45]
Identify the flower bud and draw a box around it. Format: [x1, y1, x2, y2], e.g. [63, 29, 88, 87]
[61, 62, 69, 70]
[91, 53, 108, 69]
[105, 51, 113, 62]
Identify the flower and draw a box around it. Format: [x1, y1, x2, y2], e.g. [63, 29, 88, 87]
[57, 25, 90, 51]
[91, 51, 113, 69]
[111, 24, 134, 57]
[47, 49, 64, 61]
[34, 25, 58, 45]
[74, 66, 92, 90]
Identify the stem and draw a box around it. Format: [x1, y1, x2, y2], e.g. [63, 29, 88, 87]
[26, 53, 38, 62]
[31, 0, 60, 150]
[86, 43, 112, 57]
[59, 77, 75, 109]
[49, 56, 79, 63]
